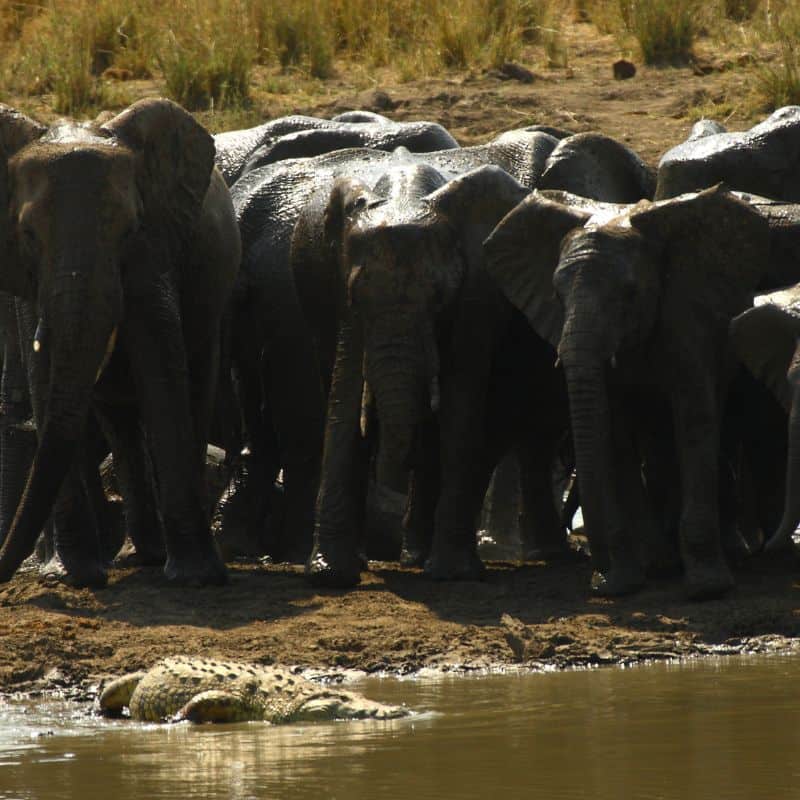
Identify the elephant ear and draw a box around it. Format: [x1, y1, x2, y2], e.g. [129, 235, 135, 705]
[730, 297, 800, 412]
[427, 165, 529, 252]
[483, 190, 591, 348]
[628, 184, 770, 319]
[102, 98, 214, 246]
[323, 176, 377, 299]
[0, 105, 46, 298]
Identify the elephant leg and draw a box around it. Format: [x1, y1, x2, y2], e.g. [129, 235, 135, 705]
[481, 452, 521, 556]
[261, 286, 325, 565]
[638, 406, 681, 575]
[424, 371, 492, 581]
[92, 395, 166, 566]
[611, 398, 667, 577]
[517, 440, 574, 562]
[123, 279, 226, 586]
[216, 329, 278, 559]
[306, 318, 366, 587]
[41, 453, 108, 589]
[11, 300, 104, 586]
[82, 415, 126, 565]
[671, 377, 733, 600]
[401, 418, 439, 567]
[425, 434, 493, 581]
[424, 296, 502, 581]
[0, 296, 34, 546]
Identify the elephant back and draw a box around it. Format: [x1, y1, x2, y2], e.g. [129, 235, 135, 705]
[656, 106, 800, 201]
[537, 132, 656, 203]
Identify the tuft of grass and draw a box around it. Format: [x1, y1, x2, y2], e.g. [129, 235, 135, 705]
[623, 0, 697, 64]
[755, 36, 800, 110]
[154, 0, 255, 111]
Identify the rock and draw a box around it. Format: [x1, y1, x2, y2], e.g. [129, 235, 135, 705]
[356, 89, 398, 112]
[498, 62, 536, 84]
[613, 59, 636, 80]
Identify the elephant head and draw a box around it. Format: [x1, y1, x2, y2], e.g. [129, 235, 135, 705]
[323, 164, 528, 491]
[0, 98, 215, 582]
[486, 185, 769, 597]
[731, 287, 800, 552]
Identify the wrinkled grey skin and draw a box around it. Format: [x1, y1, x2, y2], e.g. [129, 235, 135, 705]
[222, 130, 562, 564]
[656, 106, 800, 200]
[213, 113, 457, 185]
[486, 186, 777, 600]
[0, 99, 240, 588]
[731, 283, 800, 554]
[295, 162, 571, 586]
[537, 132, 655, 202]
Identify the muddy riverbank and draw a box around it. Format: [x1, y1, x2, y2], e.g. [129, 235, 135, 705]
[1, 550, 799, 697]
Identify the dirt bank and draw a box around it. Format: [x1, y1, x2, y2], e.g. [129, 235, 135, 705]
[1, 548, 799, 696]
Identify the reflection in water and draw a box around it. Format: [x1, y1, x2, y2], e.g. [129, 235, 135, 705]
[2, 657, 800, 799]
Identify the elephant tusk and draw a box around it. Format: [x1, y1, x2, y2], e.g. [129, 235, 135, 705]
[554, 356, 561, 368]
[33, 318, 45, 353]
[430, 375, 440, 414]
[95, 327, 118, 383]
[360, 380, 372, 439]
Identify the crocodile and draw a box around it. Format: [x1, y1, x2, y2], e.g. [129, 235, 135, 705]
[99, 656, 409, 724]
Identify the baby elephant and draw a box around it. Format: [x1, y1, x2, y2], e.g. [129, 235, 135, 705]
[99, 656, 409, 723]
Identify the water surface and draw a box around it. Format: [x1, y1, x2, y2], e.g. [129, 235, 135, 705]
[2, 656, 799, 799]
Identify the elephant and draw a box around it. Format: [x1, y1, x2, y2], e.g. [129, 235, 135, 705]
[298, 162, 571, 586]
[656, 106, 800, 200]
[536, 132, 656, 202]
[219, 128, 566, 565]
[730, 284, 800, 552]
[0, 98, 240, 588]
[213, 113, 457, 186]
[485, 185, 780, 599]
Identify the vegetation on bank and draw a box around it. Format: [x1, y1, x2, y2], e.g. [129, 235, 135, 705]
[0, 0, 798, 118]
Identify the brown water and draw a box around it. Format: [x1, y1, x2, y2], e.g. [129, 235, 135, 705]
[2, 656, 800, 800]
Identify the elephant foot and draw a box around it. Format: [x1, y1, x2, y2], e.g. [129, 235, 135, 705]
[40, 555, 108, 590]
[590, 563, 644, 597]
[684, 559, 734, 601]
[399, 546, 427, 568]
[164, 552, 229, 586]
[424, 542, 485, 581]
[305, 537, 362, 588]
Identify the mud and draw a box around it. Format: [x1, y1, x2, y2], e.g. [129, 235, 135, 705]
[1, 547, 799, 696]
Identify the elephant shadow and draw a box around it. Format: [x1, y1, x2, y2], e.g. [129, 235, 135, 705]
[22, 564, 323, 631]
[372, 556, 800, 645]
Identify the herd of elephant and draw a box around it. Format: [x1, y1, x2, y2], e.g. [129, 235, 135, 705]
[0, 97, 799, 602]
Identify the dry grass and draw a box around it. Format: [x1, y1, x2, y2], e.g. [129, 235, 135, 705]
[0, 0, 799, 120]
[0, 0, 567, 114]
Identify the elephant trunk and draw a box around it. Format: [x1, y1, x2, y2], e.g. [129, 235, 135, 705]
[0, 275, 114, 582]
[564, 357, 620, 571]
[767, 379, 800, 551]
[366, 319, 435, 494]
